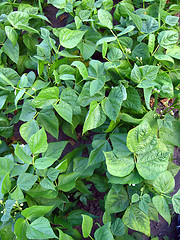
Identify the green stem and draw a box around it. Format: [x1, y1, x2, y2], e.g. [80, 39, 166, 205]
[33, 112, 39, 119]
[38, 0, 43, 15]
[110, 29, 131, 67]
[164, 68, 180, 73]
[152, 44, 160, 56]
[154, 93, 158, 110]
[89, 235, 94, 240]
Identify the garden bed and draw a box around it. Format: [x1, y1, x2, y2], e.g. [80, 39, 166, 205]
[0, 0, 180, 239]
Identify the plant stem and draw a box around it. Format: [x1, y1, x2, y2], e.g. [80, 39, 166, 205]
[152, 44, 160, 56]
[154, 93, 158, 110]
[33, 112, 39, 119]
[89, 235, 94, 240]
[110, 29, 131, 67]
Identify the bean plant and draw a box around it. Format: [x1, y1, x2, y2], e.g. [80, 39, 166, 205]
[0, 0, 180, 239]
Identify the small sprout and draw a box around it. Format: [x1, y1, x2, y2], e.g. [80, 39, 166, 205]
[20, 203, 24, 206]
[170, 111, 174, 116]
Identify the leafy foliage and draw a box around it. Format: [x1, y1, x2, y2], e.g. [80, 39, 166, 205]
[0, 0, 179, 239]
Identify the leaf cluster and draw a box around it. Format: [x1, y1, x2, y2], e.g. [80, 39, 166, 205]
[0, 0, 180, 239]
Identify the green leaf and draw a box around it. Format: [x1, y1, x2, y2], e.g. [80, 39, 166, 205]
[117, 25, 135, 37]
[59, 28, 85, 49]
[43, 141, 68, 160]
[122, 204, 150, 236]
[107, 47, 122, 61]
[111, 218, 125, 236]
[141, 15, 159, 34]
[94, 222, 114, 240]
[105, 185, 129, 214]
[104, 151, 135, 177]
[136, 148, 169, 180]
[26, 217, 58, 239]
[54, 100, 73, 124]
[167, 46, 180, 60]
[88, 60, 104, 78]
[15, 89, 25, 108]
[83, 101, 106, 134]
[78, 81, 105, 107]
[0, 157, 14, 179]
[144, 87, 153, 110]
[131, 64, 141, 83]
[1, 173, 11, 194]
[153, 171, 175, 194]
[5, 26, 18, 46]
[102, 41, 108, 58]
[29, 128, 48, 154]
[27, 185, 58, 199]
[101, 85, 126, 121]
[37, 109, 59, 139]
[20, 120, 39, 143]
[122, 86, 143, 114]
[15, 143, 32, 164]
[172, 189, 180, 214]
[159, 120, 180, 147]
[2, 39, 19, 64]
[88, 136, 111, 166]
[75, 16, 82, 29]
[22, 205, 53, 221]
[127, 120, 153, 154]
[82, 214, 93, 238]
[148, 202, 159, 222]
[31, 87, 59, 108]
[90, 75, 106, 96]
[8, 11, 29, 28]
[114, 2, 134, 19]
[165, 15, 179, 26]
[77, 40, 96, 59]
[34, 157, 56, 169]
[98, 9, 113, 29]
[58, 172, 80, 192]
[155, 72, 174, 98]
[0, 95, 7, 110]
[132, 43, 150, 63]
[158, 30, 178, 49]
[14, 218, 28, 240]
[1, 199, 16, 222]
[110, 133, 131, 158]
[60, 88, 81, 115]
[126, 9, 142, 31]
[17, 173, 38, 191]
[71, 61, 88, 79]
[132, 193, 140, 203]
[87, 174, 109, 192]
[152, 195, 171, 224]
[11, 186, 24, 200]
[148, 33, 155, 53]
[17, 24, 39, 34]
[139, 199, 149, 215]
[40, 178, 55, 190]
[58, 229, 73, 240]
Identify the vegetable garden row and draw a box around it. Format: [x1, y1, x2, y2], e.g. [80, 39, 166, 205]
[0, 0, 180, 239]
